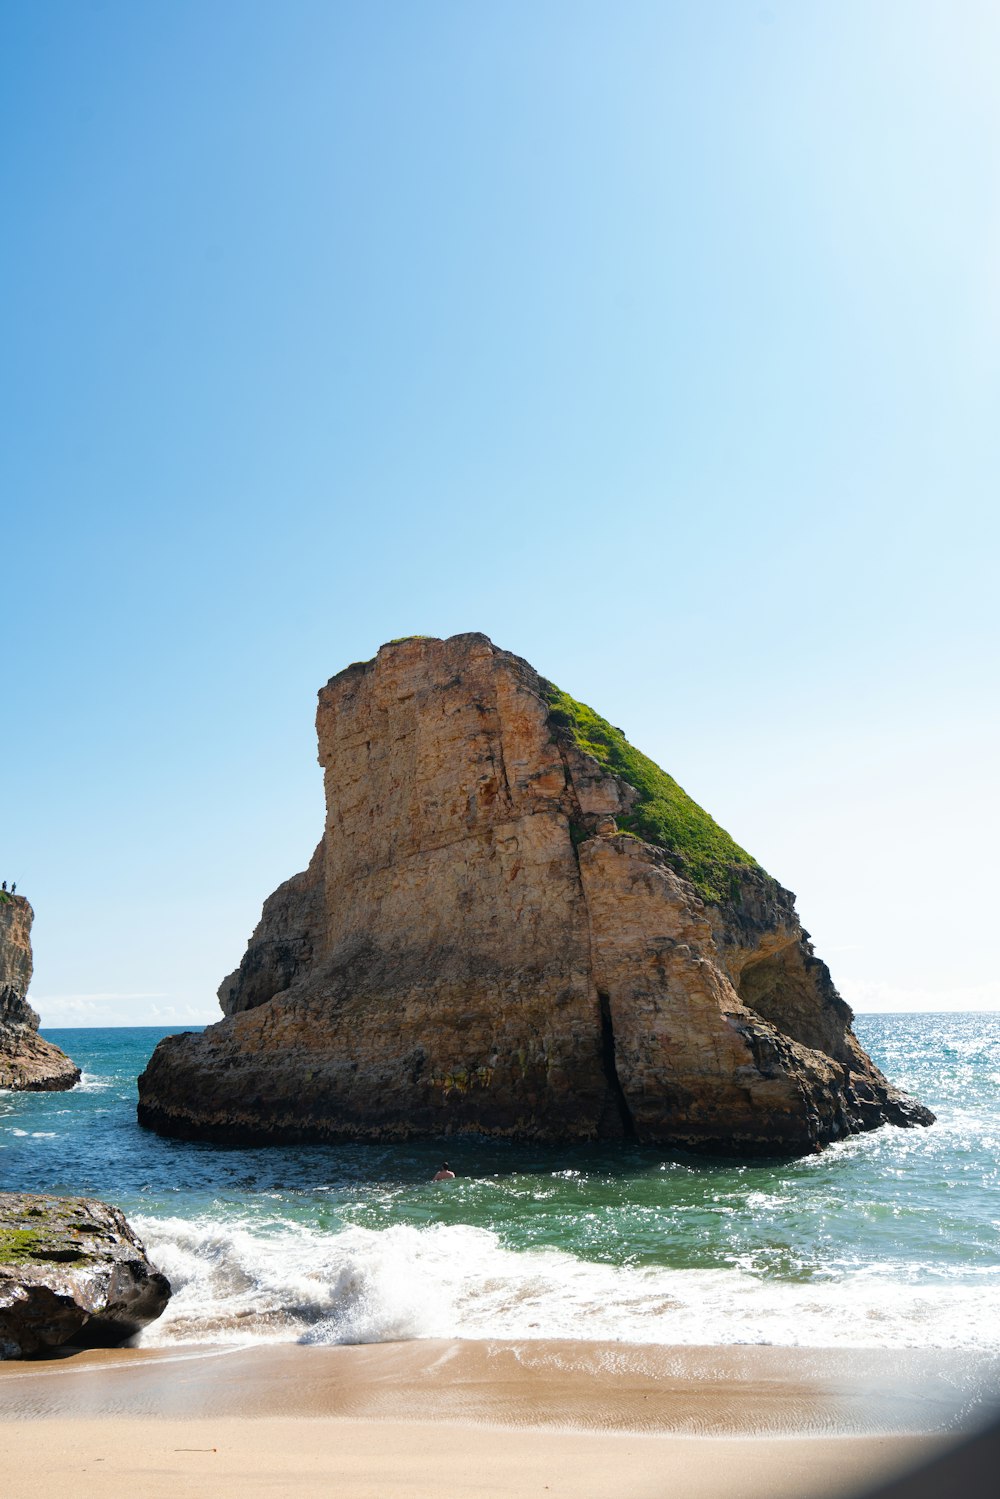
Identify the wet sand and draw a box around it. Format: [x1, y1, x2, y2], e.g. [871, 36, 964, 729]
[1, 1340, 996, 1499]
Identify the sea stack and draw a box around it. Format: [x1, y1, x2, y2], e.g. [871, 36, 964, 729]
[138, 633, 933, 1154]
[0, 895, 79, 1092]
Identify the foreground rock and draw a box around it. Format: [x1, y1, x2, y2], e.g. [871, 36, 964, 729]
[138, 633, 933, 1155]
[0, 1192, 170, 1357]
[0, 896, 79, 1091]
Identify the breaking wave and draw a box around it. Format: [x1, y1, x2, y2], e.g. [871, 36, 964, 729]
[134, 1214, 1000, 1351]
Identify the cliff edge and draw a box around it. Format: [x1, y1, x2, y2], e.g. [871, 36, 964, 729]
[138, 633, 932, 1154]
[0, 895, 79, 1092]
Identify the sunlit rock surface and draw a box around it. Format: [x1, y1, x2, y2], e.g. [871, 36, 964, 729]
[138, 633, 933, 1155]
[0, 896, 78, 1092]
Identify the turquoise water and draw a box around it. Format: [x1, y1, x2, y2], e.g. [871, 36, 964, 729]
[1, 1013, 997, 1349]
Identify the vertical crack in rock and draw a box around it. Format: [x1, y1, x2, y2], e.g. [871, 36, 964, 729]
[598, 992, 636, 1140]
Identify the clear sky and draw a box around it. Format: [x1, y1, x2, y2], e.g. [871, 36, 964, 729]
[3, 1, 997, 1026]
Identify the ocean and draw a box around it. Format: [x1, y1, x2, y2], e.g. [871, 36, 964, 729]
[2, 1013, 998, 1354]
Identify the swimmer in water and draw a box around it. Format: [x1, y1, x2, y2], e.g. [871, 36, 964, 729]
[432, 1162, 456, 1181]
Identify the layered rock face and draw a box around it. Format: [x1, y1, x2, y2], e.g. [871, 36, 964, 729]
[138, 634, 932, 1155]
[0, 897, 79, 1092]
[0, 1192, 170, 1357]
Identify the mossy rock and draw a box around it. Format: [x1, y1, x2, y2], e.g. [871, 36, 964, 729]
[543, 681, 760, 904]
[0, 1191, 171, 1357]
[0, 1228, 88, 1265]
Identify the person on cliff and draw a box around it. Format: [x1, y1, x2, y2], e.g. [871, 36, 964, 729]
[10, 883, 14, 895]
[433, 1162, 455, 1181]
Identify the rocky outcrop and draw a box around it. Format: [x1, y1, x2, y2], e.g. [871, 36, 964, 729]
[0, 1192, 170, 1357]
[218, 843, 326, 1017]
[0, 896, 79, 1092]
[137, 633, 933, 1155]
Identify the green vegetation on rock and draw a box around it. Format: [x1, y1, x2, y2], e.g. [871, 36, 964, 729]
[0, 1227, 87, 1265]
[543, 682, 760, 904]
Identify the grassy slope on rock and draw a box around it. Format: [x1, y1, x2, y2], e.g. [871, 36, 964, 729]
[543, 682, 760, 904]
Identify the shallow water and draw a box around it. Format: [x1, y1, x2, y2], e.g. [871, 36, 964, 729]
[2, 1013, 997, 1350]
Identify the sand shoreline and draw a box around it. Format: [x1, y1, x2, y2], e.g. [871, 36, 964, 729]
[2, 1338, 996, 1433]
[2, 1339, 996, 1498]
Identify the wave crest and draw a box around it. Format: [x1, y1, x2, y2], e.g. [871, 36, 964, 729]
[133, 1215, 1000, 1351]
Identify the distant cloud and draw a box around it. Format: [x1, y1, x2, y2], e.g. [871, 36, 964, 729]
[31, 992, 170, 1003]
[32, 992, 218, 1027]
[842, 977, 1000, 1013]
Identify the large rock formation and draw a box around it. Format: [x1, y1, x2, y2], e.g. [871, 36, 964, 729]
[0, 896, 79, 1091]
[0, 1192, 170, 1357]
[138, 634, 932, 1155]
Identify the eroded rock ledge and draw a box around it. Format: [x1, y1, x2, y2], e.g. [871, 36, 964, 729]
[138, 633, 933, 1155]
[0, 896, 79, 1092]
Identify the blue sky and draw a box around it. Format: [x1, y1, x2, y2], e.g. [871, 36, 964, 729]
[3, 1, 997, 1025]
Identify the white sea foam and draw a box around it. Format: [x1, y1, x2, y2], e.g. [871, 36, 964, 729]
[74, 1073, 112, 1092]
[133, 1215, 1000, 1352]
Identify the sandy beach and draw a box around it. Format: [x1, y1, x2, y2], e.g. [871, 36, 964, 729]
[2, 1339, 995, 1499]
[0, 1416, 951, 1499]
